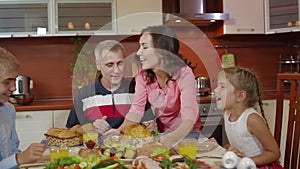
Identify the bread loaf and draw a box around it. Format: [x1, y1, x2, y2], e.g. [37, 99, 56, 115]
[46, 128, 63, 137]
[124, 124, 152, 138]
[46, 125, 85, 139]
[57, 130, 77, 138]
[137, 141, 167, 157]
[70, 124, 84, 134]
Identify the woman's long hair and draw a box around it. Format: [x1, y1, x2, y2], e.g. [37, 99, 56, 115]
[136, 25, 186, 84]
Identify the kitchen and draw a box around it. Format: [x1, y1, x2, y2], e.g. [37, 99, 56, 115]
[0, 0, 299, 168]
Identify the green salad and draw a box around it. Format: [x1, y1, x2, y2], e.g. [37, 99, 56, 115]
[44, 155, 127, 169]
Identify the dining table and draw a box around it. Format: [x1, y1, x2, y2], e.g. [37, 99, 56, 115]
[18, 137, 227, 169]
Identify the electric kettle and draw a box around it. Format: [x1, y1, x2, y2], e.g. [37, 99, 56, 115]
[10, 75, 34, 105]
[12, 75, 33, 95]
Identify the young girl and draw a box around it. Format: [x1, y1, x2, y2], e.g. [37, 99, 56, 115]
[214, 67, 283, 168]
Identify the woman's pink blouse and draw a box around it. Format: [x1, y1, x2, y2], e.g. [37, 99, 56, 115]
[129, 66, 201, 132]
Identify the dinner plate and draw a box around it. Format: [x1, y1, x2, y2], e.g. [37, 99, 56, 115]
[120, 158, 134, 165]
[197, 140, 218, 153]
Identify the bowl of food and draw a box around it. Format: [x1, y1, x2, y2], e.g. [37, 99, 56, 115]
[10, 93, 34, 105]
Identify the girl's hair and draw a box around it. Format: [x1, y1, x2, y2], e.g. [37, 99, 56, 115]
[0, 47, 20, 74]
[137, 25, 186, 84]
[224, 67, 269, 127]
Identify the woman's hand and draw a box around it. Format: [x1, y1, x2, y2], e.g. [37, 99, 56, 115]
[142, 120, 157, 131]
[93, 116, 110, 134]
[16, 143, 46, 164]
[159, 134, 177, 150]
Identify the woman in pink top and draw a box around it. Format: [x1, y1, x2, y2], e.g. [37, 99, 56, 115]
[119, 25, 201, 149]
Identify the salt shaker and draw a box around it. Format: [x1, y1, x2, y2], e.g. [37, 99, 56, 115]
[222, 151, 239, 168]
[237, 157, 257, 169]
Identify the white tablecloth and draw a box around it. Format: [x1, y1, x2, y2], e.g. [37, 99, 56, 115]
[19, 141, 226, 169]
[197, 145, 226, 168]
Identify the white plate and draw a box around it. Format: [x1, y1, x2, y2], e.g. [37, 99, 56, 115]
[197, 140, 218, 153]
[120, 158, 134, 165]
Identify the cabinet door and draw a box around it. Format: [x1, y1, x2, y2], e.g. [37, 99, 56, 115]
[116, 0, 162, 35]
[279, 100, 289, 165]
[15, 110, 52, 151]
[265, 0, 300, 34]
[53, 109, 70, 128]
[223, 0, 265, 34]
[263, 99, 289, 165]
[262, 99, 276, 134]
[55, 0, 116, 35]
[0, 0, 50, 37]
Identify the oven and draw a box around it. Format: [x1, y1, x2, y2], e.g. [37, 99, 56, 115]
[199, 102, 228, 146]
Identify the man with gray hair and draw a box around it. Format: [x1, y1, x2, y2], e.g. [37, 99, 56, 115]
[66, 40, 153, 133]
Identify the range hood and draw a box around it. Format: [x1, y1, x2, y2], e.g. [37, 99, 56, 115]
[164, 0, 229, 25]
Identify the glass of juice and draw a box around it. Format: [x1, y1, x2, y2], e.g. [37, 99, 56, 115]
[178, 138, 198, 159]
[83, 130, 98, 149]
[49, 145, 69, 162]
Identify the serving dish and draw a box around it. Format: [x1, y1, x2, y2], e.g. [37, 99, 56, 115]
[197, 140, 218, 152]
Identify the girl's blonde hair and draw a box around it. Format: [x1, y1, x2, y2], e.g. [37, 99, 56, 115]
[0, 47, 20, 73]
[224, 67, 268, 126]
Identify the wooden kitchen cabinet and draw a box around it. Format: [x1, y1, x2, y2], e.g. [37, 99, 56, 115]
[15, 110, 52, 151]
[0, 0, 163, 37]
[223, 0, 265, 34]
[265, 0, 300, 34]
[15, 109, 70, 151]
[0, 0, 50, 37]
[0, 0, 116, 37]
[262, 99, 276, 134]
[55, 0, 116, 35]
[262, 99, 289, 165]
[53, 109, 69, 128]
[278, 100, 289, 166]
[116, 0, 162, 35]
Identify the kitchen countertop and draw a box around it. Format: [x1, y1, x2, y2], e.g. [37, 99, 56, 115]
[14, 91, 277, 112]
[15, 96, 215, 111]
[14, 99, 73, 111]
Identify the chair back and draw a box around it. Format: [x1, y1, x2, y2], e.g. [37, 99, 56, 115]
[275, 73, 300, 169]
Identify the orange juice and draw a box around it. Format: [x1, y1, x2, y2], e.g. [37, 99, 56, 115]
[178, 138, 197, 159]
[49, 146, 69, 162]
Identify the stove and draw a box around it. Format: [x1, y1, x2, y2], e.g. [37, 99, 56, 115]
[199, 102, 228, 146]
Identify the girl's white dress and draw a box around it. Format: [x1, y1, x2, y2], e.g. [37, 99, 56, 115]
[224, 107, 264, 157]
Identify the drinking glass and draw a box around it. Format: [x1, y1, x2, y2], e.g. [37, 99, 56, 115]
[178, 138, 197, 159]
[49, 145, 69, 162]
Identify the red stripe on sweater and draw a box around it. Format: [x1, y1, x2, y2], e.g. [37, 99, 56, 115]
[83, 105, 131, 120]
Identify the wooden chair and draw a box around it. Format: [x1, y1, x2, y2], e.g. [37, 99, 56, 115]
[275, 73, 300, 169]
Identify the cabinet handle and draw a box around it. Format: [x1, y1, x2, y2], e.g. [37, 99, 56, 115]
[237, 28, 255, 32]
[16, 114, 32, 119]
[131, 28, 141, 32]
